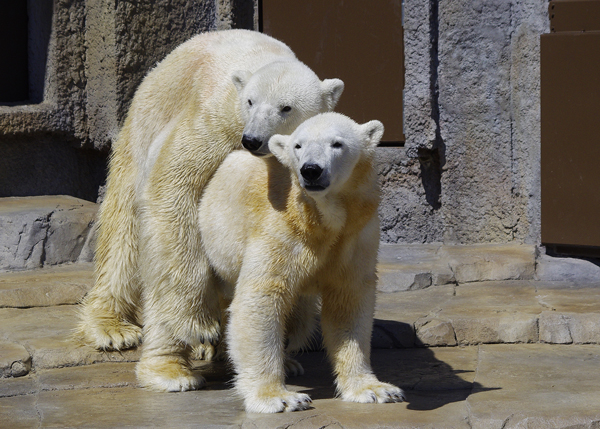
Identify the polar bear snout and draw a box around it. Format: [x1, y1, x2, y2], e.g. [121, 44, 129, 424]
[242, 135, 264, 154]
[300, 163, 329, 191]
[300, 163, 323, 181]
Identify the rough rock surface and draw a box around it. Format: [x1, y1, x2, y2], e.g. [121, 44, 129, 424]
[536, 253, 600, 282]
[380, 0, 549, 245]
[0, 196, 97, 271]
[377, 242, 536, 292]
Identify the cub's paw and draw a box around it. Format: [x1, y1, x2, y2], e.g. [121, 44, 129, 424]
[75, 318, 142, 351]
[284, 357, 304, 377]
[341, 381, 406, 404]
[136, 357, 205, 392]
[245, 389, 312, 413]
[192, 342, 226, 362]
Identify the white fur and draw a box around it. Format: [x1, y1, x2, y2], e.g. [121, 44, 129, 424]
[198, 113, 405, 413]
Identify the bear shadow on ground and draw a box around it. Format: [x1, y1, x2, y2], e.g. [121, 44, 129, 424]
[193, 320, 499, 410]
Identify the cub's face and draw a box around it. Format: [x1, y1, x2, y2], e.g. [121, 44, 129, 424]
[269, 113, 384, 197]
[232, 62, 343, 156]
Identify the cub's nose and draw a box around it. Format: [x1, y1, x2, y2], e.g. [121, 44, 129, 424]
[300, 163, 323, 181]
[242, 135, 262, 152]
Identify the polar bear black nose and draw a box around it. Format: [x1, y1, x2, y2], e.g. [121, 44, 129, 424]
[300, 163, 323, 181]
[242, 135, 262, 152]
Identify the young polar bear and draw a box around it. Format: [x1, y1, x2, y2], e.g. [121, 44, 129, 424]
[76, 30, 344, 389]
[197, 113, 405, 413]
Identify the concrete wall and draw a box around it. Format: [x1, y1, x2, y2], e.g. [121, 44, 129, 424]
[380, 0, 549, 245]
[0, 0, 549, 246]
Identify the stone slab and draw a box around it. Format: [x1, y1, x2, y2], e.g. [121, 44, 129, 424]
[439, 281, 542, 345]
[536, 253, 600, 283]
[376, 280, 600, 347]
[539, 312, 600, 345]
[439, 244, 536, 284]
[0, 306, 140, 371]
[377, 243, 536, 292]
[375, 284, 456, 322]
[0, 341, 31, 378]
[537, 283, 600, 344]
[0, 196, 98, 271]
[0, 394, 40, 428]
[467, 344, 600, 429]
[377, 243, 455, 292]
[0, 263, 93, 308]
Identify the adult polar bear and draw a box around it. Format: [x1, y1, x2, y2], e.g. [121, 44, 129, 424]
[77, 30, 344, 391]
[198, 113, 405, 412]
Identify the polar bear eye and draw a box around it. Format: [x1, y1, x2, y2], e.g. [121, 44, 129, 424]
[332, 141, 343, 149]
[294, 144, 301, 150]
[281, 106, 292, 113]
[247, 99, 252, 106]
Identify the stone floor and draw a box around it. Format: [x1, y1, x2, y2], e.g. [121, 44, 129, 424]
[2, 251, 600, 428]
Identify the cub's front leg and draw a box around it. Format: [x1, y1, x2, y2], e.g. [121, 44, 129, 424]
[228, 278, 312, 413]
[320, 268, 406, 405]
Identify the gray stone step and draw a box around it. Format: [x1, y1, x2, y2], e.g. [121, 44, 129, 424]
[0, 263, 93, 308]
[373, 279, 600, 349]
[377, 242, 537, 292]
[1, 262, 599, 381]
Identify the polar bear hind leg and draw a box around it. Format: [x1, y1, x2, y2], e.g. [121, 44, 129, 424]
[75, 137, 143, 351]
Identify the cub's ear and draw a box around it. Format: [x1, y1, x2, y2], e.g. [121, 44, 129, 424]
[268, 134, 291, 165]
[321, 78, 345, 111]
[360, 120, 385, 147]
[232, 70, 253, 93]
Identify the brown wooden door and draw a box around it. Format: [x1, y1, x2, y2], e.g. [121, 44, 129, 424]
[541, 0, 600, 254]
[261, 0, 404, 144]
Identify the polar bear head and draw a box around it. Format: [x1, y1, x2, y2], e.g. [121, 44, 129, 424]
[269, 113, 384, 197]
[232, 61, 344, 157]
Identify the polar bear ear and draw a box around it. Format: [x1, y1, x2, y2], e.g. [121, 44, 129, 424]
[321, 78, 345, 111]
[360, 120, 385, 147]
[232, 70, 253, 93]
[268, 134, 291, 165]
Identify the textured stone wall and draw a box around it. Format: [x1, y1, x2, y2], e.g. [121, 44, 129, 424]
[380, 0, 549, 245]
[1, 0, 548, 246]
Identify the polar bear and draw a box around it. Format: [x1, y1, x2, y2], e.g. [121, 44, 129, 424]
[76, 30, 344, 388]
[195, 113, 405, 413]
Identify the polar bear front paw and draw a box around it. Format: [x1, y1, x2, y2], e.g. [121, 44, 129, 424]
[136, 357, 205, 392]
[245, 389, 312, 413]
[341, 381, 406, 404]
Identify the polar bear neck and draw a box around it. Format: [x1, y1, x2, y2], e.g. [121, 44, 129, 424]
[293, 157, 379, 236]
[265, 156, 379, 243]
[307, 193, 348, 232]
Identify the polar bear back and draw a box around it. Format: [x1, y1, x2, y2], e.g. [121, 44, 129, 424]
[123, 30, 297, 176]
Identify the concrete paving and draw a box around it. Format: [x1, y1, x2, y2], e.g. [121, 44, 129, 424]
[1, 247, 600, 427]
